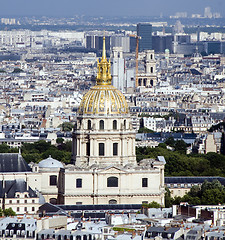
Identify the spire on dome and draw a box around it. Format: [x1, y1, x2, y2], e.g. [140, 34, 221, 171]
[96, 36, 112, 85]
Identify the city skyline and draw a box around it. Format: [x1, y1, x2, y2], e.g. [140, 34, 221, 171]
[0, 0, 224, 17]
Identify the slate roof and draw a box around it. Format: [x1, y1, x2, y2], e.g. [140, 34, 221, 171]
[165, 176, 225, 185]
[190, 69, 202, 75]
[0, 153, 31, 172]
[0, 179, 37, 198]
[58, 204, 142, 211]
[39, 203, 142, 219]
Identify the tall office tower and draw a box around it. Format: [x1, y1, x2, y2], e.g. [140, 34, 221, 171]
[111, 36, 130, 53]
[130, 36, 137, 52]
[152, 35, 173, 53]
[204, 7, 212, 18]
[137, 23, 152, 51]
[86, 35, 95, 49]
[85, 35, 110, 52]
[111, 47, 125, 92]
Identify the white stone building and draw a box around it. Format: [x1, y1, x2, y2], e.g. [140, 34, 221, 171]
[64, 37, 165, 205]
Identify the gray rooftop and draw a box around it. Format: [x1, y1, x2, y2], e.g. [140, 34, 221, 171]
[0, 153, 31, 172]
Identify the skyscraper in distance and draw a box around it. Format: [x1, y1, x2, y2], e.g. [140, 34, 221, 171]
[137, 23, 152, 51]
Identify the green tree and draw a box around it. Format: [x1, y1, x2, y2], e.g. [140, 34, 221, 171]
[57, 141, 72, 152]
[142, 201, 161, 208]
[174, 140, 187, 153]
[59, 122, 74, 132]
[173, 196, 182, 205]
[3, 208, 16, 216]
[22, 153, 42, 163]
[175, 180, 225, 205]
[0, 143, 10, 153]
[205, 152, 225, 170]
[56, 138, 64, 144]
[165, 137, 175, 147]
[138, 127, 154, 133]
[201, 189, 225, 205]
[33, 140, 52, 153]
[158, 143, 167, 149]
[189, 185, 200, 198]
[165, 187, 173, 207]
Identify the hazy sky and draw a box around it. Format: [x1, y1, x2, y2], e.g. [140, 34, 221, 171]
[0, 0, 224, 17]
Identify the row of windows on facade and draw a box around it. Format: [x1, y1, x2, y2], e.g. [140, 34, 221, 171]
[76, 177, 149, 188]
[74, 200, 118, 205]
[50, 176, 149, 188]
[85, 120, 127, 130]
[86, 142, 118, 156]
[166, 183, 201, 188]
[1, 230, 34, 237]
[39, 233, 92, 240]
[6, 199, 36, 204]
[15, 207, 35, 212]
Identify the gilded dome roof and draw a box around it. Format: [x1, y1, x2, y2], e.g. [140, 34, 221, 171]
[78, 36, 129, 116]
[78, 84, 129, 115]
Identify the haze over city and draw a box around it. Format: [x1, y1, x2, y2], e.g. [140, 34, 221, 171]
[0, 0, 224, 17]
[1, 0, 225, 238]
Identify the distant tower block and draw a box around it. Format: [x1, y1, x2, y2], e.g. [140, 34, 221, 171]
[111, 47, 125, 92]
[137, 50, 157, 87]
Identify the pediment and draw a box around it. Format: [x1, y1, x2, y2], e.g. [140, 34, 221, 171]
[99, 165, 127, 174]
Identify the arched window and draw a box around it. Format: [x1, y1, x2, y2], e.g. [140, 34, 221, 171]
[86, 142, 90, 156]
[151, 54, 153, 59]
[50, 175, 57, 186]
[151, 67, 153, 73]
[109, 199, 117, 204]
[150, 79, 154, 86]
[143, 78, 147, 86]
[113, 143, 118, 156]
[87, 120, 91, 130]
[99, 120, 104, 130]
[99, 143, 105, 156]
[76, 178, 82, 188]
[113, 120, 117, 130]
[138, 79, 142, 86]
[49, 198, 57, 204]
[107, 177, 118, 187]
[124, 120, 126, 130]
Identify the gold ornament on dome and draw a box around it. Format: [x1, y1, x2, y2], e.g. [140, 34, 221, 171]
[78, 36, 129, 115]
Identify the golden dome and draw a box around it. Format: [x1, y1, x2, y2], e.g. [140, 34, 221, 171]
[78, 37, 129, 116]
[78, 84, 129, 115]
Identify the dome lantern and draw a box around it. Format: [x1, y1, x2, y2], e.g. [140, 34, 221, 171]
[96, 36, 112, 86]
